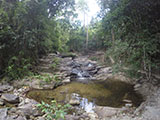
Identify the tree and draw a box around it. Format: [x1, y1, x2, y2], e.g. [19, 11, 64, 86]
[98, 0, 160, 79]
[0, 0, 76, 79]
[77, 0, 89, 50]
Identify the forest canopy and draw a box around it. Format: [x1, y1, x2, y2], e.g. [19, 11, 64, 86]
[0, 0, 160, 80]
[97, 0, 160, 79]
[0, 0, 75, 78]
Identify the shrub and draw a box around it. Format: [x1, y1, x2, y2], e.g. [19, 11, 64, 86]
[6, 56, 32, 79]
[37, 100, 71, 120]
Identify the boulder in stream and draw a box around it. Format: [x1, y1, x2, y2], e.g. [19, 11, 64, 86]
[69, 99, 80, 105]
[68, 93, 81, 105]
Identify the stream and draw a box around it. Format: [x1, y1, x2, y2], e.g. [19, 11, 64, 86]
[27, 56, 143, 113]
[27, 80, 143, 112]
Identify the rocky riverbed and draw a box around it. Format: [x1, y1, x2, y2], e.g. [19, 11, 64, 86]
[0, 52, 160, 120]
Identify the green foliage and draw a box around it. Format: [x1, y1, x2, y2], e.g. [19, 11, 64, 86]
[53, 57, 60, 65]
[89, 56, 98, 61]
[98, 0, 160, 79]
[34, 74, 53, 83]
[37, 100, 71, 120]
[50, 57, 60, 70]
[68, 29, 86, 51]
[32, 73, 60, 83]
[50, 63, 58, 71]
[88, 20, 106, 50]
[0, 0, 75, 77]
[6, 55, 32, 79]
[77, 0, 89, 13]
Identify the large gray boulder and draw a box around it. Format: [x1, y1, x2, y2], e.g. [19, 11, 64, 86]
[16, 116, 27, 120]
[0, 85, 13, 93]
[17, 100, 42, 119]
[6, 115, 27, 120]
[1, 94, 19, 104]
[94, 106, 121, 119]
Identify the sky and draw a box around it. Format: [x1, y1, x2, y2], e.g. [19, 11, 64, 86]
[75, 0, 100, 25]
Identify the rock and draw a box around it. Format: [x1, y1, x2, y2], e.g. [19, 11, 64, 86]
[88, 69, 98, 76]
[65, 115, 80, 120]
[69, 61, 81, 68]
[16, 116, 27, 120]
[81, 71, 91, 78]
[142, 106, 160, 120]
[83, 63, 96, 71]
[18, 100, 42, 118]
[1, 94, 19, 104]
[68, 93, 81, 105]
[97, 67, 112, 74]
[6, 115, 18, 120]
[0, 98, 4, 106]
[74, 77, 91, 84]
[54, 82, 63, 88]
[0, 85, 13, 93]
[69, 99, 80, 105]
[71, 68, 81, 76]
[12, 79, 29, 88]
[88, 60, 97, 65]
[29, 80, 55, 90]
[95, 74, 110, 81]
[123, 99, 132, 103]
[8, 107, 18, 114]
[125, 103, 132, 107]
[94, 106, 121, 118]
[36, 117, 45, 120]
[48, 53, 58, 56]
[94, 67, 114, 81]
[62, 77, 71, 83]
[29, 80, 42, 89]
[134, 84, 141, 91]
[113, 74, 131, 83]
[42, 84, 55, 89]
[0, 108, 8, 120]
[87, 113, 99, 120]
[6, 114, 19, 120]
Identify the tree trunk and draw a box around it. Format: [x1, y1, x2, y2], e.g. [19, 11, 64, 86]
[111, 28, 115, 48]
[83, 12, 85, 29]
[85, 15, 88, 50]
[86, 23, 89, 50]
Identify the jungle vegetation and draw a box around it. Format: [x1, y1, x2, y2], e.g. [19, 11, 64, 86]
[0, 0, 160, 80]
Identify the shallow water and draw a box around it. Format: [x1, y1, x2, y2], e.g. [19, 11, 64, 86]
[27, 80, 143, 112]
